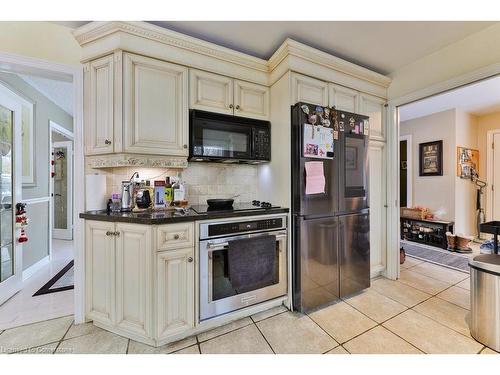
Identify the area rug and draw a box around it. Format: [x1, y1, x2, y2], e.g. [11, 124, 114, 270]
[33, 260, 74, 296]
[401, 240, 469, 273]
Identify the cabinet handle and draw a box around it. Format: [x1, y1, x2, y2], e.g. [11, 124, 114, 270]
[235, 105, 240, 110]
[188, 257, 193, 263]
[229, 104, 234, 109]
[174, 234, 180, 240]
[104, 139, 112, 145]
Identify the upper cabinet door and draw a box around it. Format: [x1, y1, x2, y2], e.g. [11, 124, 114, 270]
[359, 94, 386, 141]
[291, 73, 328, 106]
[329, 83, 359, 113]
[234, 80, 270, 120]
[123, 53, 188, 156]
[84, 55, 114, 155]
[189, 69, 233, 115]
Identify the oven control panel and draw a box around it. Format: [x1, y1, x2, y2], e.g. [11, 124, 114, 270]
[208, 218, 283, 237]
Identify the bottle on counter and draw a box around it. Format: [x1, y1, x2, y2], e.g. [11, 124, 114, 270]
[111, 193, 121, 212]
[165, 176, 173, 206]
[172, 173, 186, 205]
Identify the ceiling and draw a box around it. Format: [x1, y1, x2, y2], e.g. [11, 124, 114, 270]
[19, 74, 73, 116]
[57, 21, 495, 75]
[399, 76, 500, 122]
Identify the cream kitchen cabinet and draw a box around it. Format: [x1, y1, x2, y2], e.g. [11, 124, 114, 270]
[291, 73, 328, 106]
[123, 53, 189, 156]
[189, 69, 269, 120]
[329, 83, 360, 113]
[359, 93, 386, 141]
[84, 54, 116, 155]
[156, 247, 195, 340]
[85, 220, 115, 325]
[85, 220, 195, 345]
[84, 51, 189, 158]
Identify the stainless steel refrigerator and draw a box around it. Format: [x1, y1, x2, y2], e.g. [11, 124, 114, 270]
[291, 102, 370, 313]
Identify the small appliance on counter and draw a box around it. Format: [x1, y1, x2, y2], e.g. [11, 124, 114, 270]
[135, 189, 152, 209]
[120, 171, 139, 212]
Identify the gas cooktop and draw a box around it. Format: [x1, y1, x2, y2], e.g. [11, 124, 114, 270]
[191, 201, 279, 214]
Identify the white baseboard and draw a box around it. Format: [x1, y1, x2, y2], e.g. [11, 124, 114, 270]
[22, 255, 50, 281]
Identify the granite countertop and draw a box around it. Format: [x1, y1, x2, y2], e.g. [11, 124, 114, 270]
[79, 206, 289, 224]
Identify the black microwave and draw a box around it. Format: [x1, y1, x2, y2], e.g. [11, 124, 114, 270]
[189, 110, 271, 163]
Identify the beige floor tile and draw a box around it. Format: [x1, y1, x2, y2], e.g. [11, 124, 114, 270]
[251, 305, 288, 322]
[0, 316, 72, 353]
[344, 289, 407, 323]
[480, 347, 499, 354]
[398, 269, 451, 295]
[326, 346, 349, 354]
[64, 322, 104, 340]
[413, 297, 471, 337]
[437, 286, 470, 310]
[13, 342, 58, 354]
[456, 278, 471, 291]
[371, 278, 431, 307]
[383, 310, 482, 354]
[257, 311, 337, 354]
[197, 317, 253, 342]
[308, 301, 377, 344]
[410, 262, 469, 284]
[200, 324, 272, 354]
[173, 344, 200, 354]
[401, 257, 424, 269]
[128, 336, 197, 354]
[344, 326, 423, 354]
[56, 330, 128, 354]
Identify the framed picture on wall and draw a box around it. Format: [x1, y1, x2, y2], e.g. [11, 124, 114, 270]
[456, 146, 479, 178]
[419, 140, 443, 176]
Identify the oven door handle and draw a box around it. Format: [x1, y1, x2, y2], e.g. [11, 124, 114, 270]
[206, 232, 287, 250]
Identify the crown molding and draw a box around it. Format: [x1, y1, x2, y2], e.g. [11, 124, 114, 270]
[73, 21, 269, 73]
[269, 39, 391, 88]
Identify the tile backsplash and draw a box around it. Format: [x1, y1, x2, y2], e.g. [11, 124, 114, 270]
[87, 163, 258, 206]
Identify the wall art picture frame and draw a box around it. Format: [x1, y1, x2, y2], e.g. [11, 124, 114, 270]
[456, 146, 479, 178]
[419, 140, 443, 176]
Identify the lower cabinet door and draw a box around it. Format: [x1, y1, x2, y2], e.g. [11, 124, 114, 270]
[86, 220, 116, 325]
[115, 223, 153, 338]
[157, 248, 194, 340]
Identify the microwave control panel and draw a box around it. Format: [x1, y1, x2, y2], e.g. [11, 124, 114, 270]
[254, 128, 271, 160]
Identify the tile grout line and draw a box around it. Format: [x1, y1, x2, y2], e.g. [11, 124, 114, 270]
[253, 321, 276, 354]
[53, 319, 75, 354]
[125, 339, 130, 354]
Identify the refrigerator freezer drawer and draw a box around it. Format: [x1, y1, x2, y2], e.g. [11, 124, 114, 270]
[339, 212, 370, 298]
[293, 215, 340, 312]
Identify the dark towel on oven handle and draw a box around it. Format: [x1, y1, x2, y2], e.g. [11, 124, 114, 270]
[227, 235, 277, 294]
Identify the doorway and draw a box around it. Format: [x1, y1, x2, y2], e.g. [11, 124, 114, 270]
[399, 134, 412, 208]
[487, 130, 500, 221]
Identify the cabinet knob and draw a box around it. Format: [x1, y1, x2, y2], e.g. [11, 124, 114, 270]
[183, 144, 188, 149]
[106, 231, 113, 236]
[114, 231, 120, 236]
[174, 234, 180, 240]
[104, 139, 112, 145]
[188, 257, 193, 263]
[229, 104, 234, 109]
[235, 105, 240, 110]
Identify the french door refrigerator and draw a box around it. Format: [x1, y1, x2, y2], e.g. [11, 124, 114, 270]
[291, 102, 370, 313]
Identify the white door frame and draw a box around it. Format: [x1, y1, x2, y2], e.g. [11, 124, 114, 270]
[0, 51, 85, 323]
[386, 62, 500, 280]
[399, 134, 413, 208]
[486, 129, 500, 221]
[51, 140, 73, 241]
[0, 84, 23, 305]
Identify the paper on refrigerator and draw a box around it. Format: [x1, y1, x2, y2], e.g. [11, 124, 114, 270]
[305, 161, 326, 195]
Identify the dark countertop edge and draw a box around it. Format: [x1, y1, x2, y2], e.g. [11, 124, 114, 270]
[79, 207, 289, 224]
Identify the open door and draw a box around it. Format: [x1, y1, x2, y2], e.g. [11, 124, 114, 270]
[52, 141, 73, 240]
[0, 86, 22, 305]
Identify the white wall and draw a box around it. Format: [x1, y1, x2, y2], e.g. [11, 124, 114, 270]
[400, 109, 456, 221]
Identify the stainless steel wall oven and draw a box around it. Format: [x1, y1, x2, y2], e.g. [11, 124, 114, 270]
[199, 215, 288, 321]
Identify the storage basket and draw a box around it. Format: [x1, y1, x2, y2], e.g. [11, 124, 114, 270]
[456, 235, 473, 250]
[446, 232, 456, 249]
[401, 207, 429, 220]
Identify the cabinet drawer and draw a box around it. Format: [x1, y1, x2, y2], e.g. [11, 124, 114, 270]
[156, 223, 194, 250]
